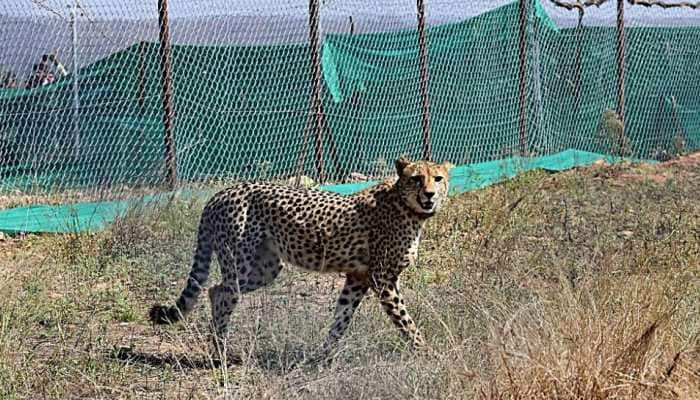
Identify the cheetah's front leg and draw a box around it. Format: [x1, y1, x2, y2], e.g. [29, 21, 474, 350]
[374, 275, 425, 349]
[319, 273, 369, 357]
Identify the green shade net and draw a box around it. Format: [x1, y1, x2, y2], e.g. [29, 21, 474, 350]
[0, 0, 698, 233]
[0, 149, 622, 234]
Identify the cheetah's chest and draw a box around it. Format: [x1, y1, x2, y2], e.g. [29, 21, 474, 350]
[371, 223, 423, 274]
[405, 232, 421, 266]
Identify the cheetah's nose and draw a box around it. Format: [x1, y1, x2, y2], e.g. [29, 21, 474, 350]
[424, 192, 435, 199]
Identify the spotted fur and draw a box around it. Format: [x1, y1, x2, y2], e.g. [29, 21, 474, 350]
[149, 156, 453, 359]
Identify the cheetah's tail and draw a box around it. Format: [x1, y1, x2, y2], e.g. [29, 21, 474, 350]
[149, 225, 213, 325]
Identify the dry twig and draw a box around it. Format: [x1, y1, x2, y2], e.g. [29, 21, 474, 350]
[628, 0, 700, 9]
[549, 0, 609, 11]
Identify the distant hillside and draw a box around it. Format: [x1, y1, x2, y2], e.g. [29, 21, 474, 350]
[0, 0, 698, 79]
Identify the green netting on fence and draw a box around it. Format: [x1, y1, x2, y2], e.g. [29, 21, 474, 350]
[0, 42, 312, 188]
[1, 1, 698, 195]
[0, 149, 623, 234]
[535, 23, 700, 160]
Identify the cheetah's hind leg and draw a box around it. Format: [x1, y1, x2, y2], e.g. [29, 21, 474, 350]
[208, 238, 283, 364]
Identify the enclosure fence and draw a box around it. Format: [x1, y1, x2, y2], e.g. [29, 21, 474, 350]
[0, 0, 699, 204]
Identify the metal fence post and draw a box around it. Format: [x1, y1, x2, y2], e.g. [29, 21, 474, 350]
[70, 3, 80, 161]
[157, 0, 178, 189]
[309, 0, 325, 183]
[616, 0, 626, 156]
[417, 0, 431, 161]
[517, 0, 529, 156]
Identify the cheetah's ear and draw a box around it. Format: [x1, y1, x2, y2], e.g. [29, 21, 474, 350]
[395, 156, 412, 177]
[441, 161, 454, 171]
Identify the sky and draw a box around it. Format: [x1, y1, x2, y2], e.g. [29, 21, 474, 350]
[2, 0, 698, 26]
[1, 0, 699, 76]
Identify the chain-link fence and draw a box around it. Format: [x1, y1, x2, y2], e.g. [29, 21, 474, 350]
[1, 0, 699, 203]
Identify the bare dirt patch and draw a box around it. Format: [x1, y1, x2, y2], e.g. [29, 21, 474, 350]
[587, 151, 700, 185]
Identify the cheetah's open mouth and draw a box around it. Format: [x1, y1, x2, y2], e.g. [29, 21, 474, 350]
[419, 199, 434, 211]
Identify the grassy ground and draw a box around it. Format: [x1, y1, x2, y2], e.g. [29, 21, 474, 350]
[1, 155, 698, 399]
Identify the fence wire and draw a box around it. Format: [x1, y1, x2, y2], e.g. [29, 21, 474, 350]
[0, 0, 699, 202]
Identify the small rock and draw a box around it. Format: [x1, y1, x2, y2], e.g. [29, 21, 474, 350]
[286, 176, 316, 188]
[618, 230, 634, 238]
[349, 172, 370, 181]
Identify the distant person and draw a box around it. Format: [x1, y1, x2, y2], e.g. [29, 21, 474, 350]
[0, 65, 19, 88]
[27, 63, 45, 88]
[51, 52, 68, 78]
[26, 52, 68, 88]
[27, 62, 48, 88]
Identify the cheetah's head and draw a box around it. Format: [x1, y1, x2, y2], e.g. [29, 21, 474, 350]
[394, 156, 453, 217]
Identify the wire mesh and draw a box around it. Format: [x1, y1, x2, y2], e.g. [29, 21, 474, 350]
[0, 0, 699, 203]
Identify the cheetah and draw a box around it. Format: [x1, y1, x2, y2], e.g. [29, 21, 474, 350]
[149, 156, 453, 361]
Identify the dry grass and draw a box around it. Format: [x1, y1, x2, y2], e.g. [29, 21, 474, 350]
[0, 155, 698, 399]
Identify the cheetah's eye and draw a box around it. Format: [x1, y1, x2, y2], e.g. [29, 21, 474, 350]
[410, 176, 422, 184]
[434, 176, 444, 182]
